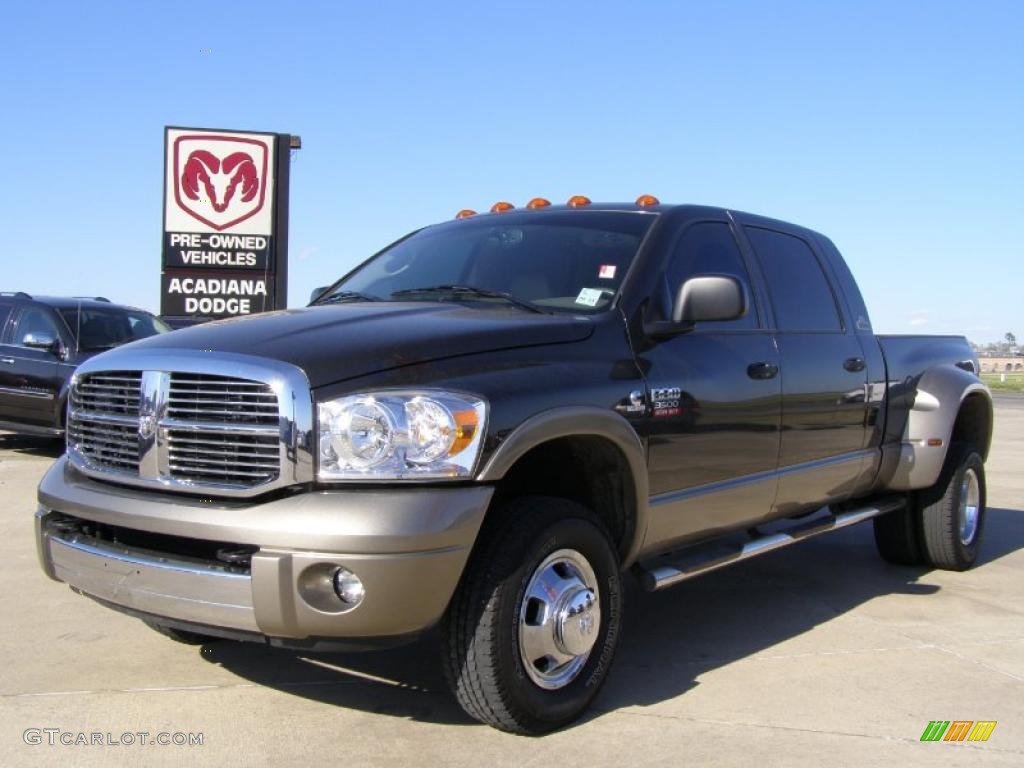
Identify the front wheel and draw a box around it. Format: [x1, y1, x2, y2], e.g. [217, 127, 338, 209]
[441, 497, 623, 734]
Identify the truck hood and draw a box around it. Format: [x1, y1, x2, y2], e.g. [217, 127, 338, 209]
[115, 303, 595, 387]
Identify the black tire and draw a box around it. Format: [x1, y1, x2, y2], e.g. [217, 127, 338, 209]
[917, 444, 986, 571]
[873, 497, 925, 566]
[143, 619, 218, 645]
[441, 496, 623, 735]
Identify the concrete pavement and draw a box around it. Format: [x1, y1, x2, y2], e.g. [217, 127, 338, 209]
[1, 402, 1021, 766]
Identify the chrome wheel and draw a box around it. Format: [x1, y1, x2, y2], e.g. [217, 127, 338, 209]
[518, 549, 601, 690]
[958, 467, 981, 546]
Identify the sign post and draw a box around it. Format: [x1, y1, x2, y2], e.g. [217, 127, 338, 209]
[160, 126, 296, 327]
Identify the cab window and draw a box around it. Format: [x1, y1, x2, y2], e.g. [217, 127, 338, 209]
[745, 227, 842, 332]
[664, 221, 758, 330]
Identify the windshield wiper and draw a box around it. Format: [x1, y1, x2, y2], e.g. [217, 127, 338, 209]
[390, 285, 546, 314]
[313, 290, 381, 305]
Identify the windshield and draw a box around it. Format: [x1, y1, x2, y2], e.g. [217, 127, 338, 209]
[317, 211, 656, 313]
[60, 307, 171, 351]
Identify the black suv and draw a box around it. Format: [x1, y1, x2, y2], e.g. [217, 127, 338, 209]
[0, 293, 169, 437]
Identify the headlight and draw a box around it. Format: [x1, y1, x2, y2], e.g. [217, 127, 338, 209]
[317, 391, 487, 481]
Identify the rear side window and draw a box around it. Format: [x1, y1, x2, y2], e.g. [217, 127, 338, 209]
[745, 227, 842, 332]
[665, 221, 758, 330]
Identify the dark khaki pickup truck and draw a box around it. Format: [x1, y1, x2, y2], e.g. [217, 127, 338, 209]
[36, 197, 991, 734]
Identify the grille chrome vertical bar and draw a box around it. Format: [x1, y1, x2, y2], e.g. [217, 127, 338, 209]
[155, 371, 172, 479]
[138, 371, 164, 479]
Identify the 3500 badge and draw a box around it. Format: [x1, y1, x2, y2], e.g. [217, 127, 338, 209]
[651, 386, 682, 418]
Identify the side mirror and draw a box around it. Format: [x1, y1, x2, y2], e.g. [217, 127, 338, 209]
[645, 274, 747, 339]
[22, 331, 60, 354]
[309, 286, 331, 304]
[674, 275, 747, 325]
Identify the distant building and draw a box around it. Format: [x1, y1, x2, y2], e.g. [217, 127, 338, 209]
[978, 356, 1024, 373]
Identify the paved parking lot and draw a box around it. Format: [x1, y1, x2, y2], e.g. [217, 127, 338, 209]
[1, 397, 1022, 766]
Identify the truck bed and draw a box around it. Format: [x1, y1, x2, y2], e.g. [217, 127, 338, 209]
[876, 334, 977, 382]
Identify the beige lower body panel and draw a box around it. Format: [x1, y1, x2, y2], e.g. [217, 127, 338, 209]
[37, 510, 480, 639]
[35, 458, 493, 639]
[642, 449, 881, 557]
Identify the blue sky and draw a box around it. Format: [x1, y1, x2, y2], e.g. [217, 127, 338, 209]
[1, 1, 1021, 342]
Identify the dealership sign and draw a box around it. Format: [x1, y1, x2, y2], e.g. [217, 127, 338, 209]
[161, 127, 294, 324]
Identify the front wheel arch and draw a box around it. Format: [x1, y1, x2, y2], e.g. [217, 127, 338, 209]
[476, 408, 648, 565]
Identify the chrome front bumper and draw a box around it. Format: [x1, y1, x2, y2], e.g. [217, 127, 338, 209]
[36, 456, 493, 640]
[38, 525, 257, 630]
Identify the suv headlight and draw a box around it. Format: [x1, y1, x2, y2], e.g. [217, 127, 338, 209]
[316, 391, 487, 481]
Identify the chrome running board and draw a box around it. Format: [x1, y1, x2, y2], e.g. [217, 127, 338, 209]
[637, 497, 906, 591]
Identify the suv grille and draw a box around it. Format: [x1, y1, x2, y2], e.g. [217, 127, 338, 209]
[69, 370, 282, 491]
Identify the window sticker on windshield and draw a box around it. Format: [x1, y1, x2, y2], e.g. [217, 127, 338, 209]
[575, 288, 603, 307]
[598, 264, 617, 279]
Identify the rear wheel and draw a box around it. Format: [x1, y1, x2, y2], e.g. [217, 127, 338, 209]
[873, 444, 987, 571]
[441, 497, 623, 734]
[918, 445, 986, 570]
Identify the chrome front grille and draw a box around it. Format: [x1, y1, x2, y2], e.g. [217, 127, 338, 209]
[73, 372, 142, 415]
[167, 430, 280, 483]
[165, 373, 280, 486]
[167, 374, 280, 424]
[68, 372, 143, 473]
[66, 353, 313, 498]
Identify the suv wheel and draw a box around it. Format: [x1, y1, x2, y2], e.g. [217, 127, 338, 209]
[441, 496, 623, 734]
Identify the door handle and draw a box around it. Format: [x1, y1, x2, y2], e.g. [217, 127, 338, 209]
[747, 362, 779, 380]
[843, 357, 866, 373]
[1, 357, 15, 365]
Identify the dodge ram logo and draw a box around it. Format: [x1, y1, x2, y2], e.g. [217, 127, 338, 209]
[172, 135, 269, 231]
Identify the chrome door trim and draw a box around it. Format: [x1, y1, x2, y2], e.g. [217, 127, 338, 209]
[0, 384, 55, 400]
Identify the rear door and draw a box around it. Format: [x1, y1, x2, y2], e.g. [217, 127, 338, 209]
[739, 224, 871, 515]
[640, 218, 782, 551]
[1, 306, 65, 427]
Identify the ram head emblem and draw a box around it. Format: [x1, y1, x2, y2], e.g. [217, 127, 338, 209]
[181, 149, 260, 213]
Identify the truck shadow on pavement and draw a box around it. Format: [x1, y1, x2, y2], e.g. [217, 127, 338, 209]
[200, 506, 1024, 729]
[0, 433, 64, 459]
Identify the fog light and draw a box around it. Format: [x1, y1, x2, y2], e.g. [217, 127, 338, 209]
[332, 567, 365, 606]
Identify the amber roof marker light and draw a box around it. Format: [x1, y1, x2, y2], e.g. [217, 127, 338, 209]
[454, 209, 477, 219]
[567, 195, 592, 208]
[635, 194, 660, 207]
[490, 201, 515, 213]
[526, 197, 551, 209]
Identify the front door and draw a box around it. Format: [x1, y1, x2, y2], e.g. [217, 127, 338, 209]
[0, 307, 64, 427]
[638, 219, 782, 553]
